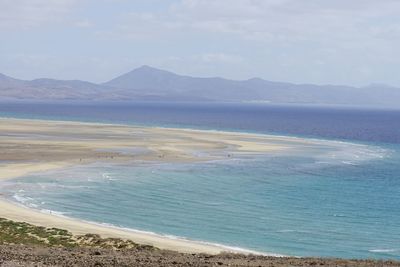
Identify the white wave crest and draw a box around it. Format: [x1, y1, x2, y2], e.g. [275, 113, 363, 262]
[369, 248, 399, 253]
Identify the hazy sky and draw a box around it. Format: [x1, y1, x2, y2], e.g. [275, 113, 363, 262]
[1, 0, 400, 86]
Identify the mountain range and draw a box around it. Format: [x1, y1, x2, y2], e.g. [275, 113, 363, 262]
[0, 65, 399, 107]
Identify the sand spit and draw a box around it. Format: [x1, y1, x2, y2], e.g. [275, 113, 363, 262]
[0, 117, 343, 255]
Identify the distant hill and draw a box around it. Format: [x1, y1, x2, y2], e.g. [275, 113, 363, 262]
[0, 73, 109, 100]
[1, 65, 400, 107]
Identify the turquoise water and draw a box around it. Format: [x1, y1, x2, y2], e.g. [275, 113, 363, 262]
[2, 141, 400, 259]
[1, 102, 400, 259]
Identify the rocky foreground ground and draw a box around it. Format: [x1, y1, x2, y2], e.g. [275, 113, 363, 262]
[0, 218, 399, 267]
[2, 244, 400, 267]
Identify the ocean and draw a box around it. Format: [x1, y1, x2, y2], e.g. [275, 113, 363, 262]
[0, 101, 399, 259]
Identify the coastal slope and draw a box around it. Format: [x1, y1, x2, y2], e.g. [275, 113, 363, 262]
[0, 218, 398, 267]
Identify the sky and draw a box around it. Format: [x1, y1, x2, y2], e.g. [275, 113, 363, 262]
[0, 0, 400, 86]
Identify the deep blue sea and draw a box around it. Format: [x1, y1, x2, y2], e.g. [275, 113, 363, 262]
[0, 101, 400, 259]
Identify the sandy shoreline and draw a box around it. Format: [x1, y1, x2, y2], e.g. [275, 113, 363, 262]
[0, 198, 245, 255]
[0, 117, 318, 255]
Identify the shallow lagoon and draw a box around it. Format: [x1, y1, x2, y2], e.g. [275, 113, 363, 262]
[2, 139, 399, 259]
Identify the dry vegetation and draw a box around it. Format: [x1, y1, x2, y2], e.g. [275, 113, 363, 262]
[0, 218, 399, 267]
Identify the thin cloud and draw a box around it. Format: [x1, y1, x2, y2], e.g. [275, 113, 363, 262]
[0, 0, 79, 30]
[104, 0, 400, 45]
